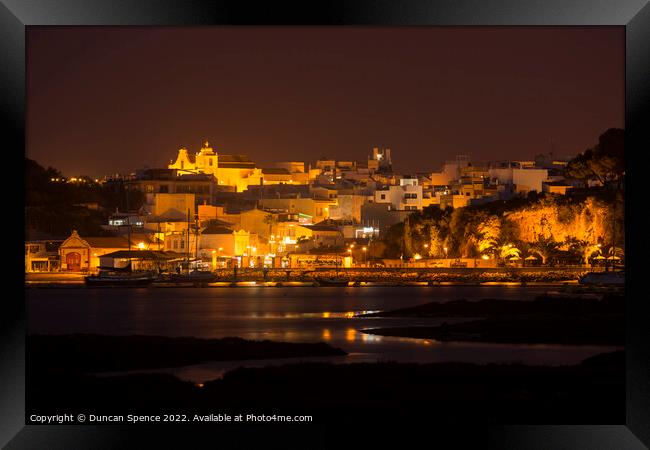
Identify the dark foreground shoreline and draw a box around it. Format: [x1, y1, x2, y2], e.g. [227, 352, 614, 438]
[28, 334, 347, 372]
[28, 351, 624, 424]
[26, 334, 624, 424]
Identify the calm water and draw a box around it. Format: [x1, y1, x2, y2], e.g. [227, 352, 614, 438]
[26, 286, 620, 382]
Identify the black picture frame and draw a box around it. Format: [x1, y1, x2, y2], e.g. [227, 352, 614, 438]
[4, 1, 649, 447]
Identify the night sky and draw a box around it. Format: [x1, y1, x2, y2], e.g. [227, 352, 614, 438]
[27, 27, 624, 177]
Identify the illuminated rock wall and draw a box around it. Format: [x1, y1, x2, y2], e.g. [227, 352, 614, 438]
[504, 197, 620, 245]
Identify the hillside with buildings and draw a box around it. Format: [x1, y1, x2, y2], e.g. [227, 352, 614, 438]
[25, 129, 623, 274]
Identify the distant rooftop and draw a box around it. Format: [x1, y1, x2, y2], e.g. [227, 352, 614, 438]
[100, 250, 185, 260]
[261, 168, 291, 175]
[202, 224, 233, 235]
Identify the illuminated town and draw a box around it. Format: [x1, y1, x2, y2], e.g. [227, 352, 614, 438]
[22, 25, 628, 429]
[26, 132, 624, 282]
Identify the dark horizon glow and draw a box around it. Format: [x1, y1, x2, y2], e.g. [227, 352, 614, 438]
[27, 26, 624, 177]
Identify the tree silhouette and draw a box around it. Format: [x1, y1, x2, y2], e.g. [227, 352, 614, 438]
[566, 128, 624, 186]
[262, 213, 278, 239]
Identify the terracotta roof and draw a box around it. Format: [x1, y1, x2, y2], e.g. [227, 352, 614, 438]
[202, 225, 233, 235]
[100, 250, 185, 260]
[83, 236, 130, 248]
[205, 218, 233, 227]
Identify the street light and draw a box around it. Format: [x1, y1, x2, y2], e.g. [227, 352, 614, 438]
[444, 247, 448, 258]
[362, 246, 367, 266]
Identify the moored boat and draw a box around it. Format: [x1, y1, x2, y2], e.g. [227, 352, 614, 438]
[579, 271, 624, 286]
[84, 270, 157, 287]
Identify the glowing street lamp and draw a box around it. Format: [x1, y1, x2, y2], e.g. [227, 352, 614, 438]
[443, 247, 448, 259]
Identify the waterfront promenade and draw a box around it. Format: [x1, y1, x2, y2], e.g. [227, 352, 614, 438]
[25, 266, 594, 287]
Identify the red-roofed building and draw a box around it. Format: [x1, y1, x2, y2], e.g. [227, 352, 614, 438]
[58, 230, 157, 272]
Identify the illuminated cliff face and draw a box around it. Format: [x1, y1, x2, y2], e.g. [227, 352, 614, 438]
[392, 194, 624, 260]
[504, 197, 620, 246]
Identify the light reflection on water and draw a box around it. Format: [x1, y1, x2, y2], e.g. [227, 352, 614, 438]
[251, 311, 379, 319]
[27, 286, 622, 382]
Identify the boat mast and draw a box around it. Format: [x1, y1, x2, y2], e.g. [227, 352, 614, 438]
[156, 218, 161, 274]
[336, 247, 340, 278]
[195, 213, 199, 270]
[610, 180, 619, 272]
[126, 181, 132, 273]
[186, 208, 190, 274]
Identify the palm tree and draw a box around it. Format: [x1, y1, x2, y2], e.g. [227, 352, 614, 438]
[530, 235, 560, 265]
[498, 243, 521, 265]
[478, 235, 498, 256]
[563, 237, 600, 265]
[262, 213, 278, 239]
